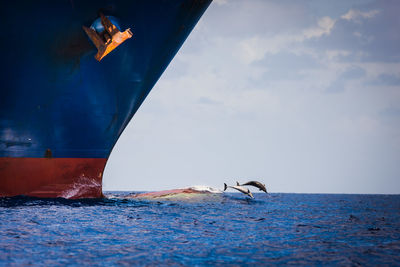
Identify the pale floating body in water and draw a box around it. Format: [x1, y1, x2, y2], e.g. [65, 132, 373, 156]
[224, 183, 254, 198]
[116, 186, 223, 200]
[237, 181, 268, 193]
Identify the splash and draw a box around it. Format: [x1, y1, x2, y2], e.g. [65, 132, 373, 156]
[60, 175, 102, 199]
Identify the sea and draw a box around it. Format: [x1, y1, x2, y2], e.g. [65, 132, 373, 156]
[1, 192, 399, 266]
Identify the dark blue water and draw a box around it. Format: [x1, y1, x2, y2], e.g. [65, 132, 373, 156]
[1, 193, 399, 266]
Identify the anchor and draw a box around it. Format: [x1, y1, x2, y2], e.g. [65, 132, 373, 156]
[83, 13, 132, 61]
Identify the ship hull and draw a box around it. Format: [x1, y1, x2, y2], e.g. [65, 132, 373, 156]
[0, 158, 106, 198]
[0, 0, 211, 198]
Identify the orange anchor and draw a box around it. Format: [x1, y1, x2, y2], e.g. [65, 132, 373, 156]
[83, 13, 132, 61]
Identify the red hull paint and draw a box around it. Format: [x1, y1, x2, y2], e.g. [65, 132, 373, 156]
[0, 158, 107, 199]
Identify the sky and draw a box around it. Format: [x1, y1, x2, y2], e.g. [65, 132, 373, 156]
[104, 0, 400, 194]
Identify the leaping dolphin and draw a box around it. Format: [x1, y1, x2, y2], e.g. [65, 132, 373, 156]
[224, 183, 254, 198]
[236, 181, 267, 193]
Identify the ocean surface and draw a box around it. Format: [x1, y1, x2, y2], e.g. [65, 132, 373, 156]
[1, 192, 399, 266]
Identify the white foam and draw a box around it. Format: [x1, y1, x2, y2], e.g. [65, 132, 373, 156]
[60, 175, 101, 199]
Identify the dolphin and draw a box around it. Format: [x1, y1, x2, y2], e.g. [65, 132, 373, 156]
[236, 181, 267, 193]
[224, 183, 254, 198]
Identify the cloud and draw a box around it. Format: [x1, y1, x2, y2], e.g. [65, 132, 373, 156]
[205, 0, 313, 38]
[371, 73, 400, 86]
[197, 97, 221, 105]
[340, 66, 366, 80]
[341, 9, 380, 23]
[325, 65, 366, 93]
[326, 79, 345, 94]
[302, 16, 336, 39]
[325, 50, 351, 60]
[214, 0, 228, 5]
[305, 3, 400, 63]
[253, 51, 321, 81]
[237, 16, 336, 64]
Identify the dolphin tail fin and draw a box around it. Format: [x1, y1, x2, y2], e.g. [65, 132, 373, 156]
[236, 181, 240, 186]
[224, 183, 227, 191]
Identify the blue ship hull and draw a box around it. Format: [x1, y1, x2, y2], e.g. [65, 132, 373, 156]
[0, 0, 211, 198]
